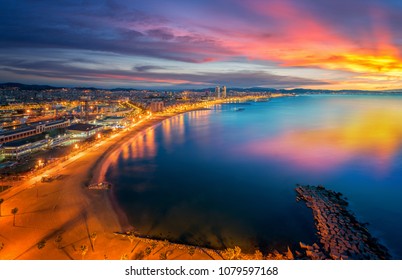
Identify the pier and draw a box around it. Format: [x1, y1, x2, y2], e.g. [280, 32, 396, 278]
[296, 185, 390, 260]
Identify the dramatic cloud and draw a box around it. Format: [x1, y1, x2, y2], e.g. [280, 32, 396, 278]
[0, 57, 326, 88]
[1, 0, 402, 89]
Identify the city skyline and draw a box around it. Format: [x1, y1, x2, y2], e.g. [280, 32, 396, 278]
[2, 0, 402, 90]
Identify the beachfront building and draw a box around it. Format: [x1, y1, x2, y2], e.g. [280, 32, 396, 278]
[67, 123, 103, 139]
[215, 86, 221, 98]
[1, 132, 70, 160]
[105, 108, 132, 117]
[94, 116, 126, 128]
[222, 86, 227, 98]
[0, 119, 70, 145]
[2, 135, 49, 159]
[149, 101, 164, 112]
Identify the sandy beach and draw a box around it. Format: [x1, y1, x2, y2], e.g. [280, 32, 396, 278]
[0, 108, 231, 260]
[0, 96, 283, 260]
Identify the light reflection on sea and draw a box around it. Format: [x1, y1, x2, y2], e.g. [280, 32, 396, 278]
[243, 101, 402, 175]
[107, 95, 402, 257]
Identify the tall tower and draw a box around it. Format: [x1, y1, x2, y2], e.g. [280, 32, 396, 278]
[80, 96, 91, 121]
[215, 86, 221, 98]
[222, 86, 227, 98]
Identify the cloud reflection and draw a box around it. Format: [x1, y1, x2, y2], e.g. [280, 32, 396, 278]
[245, 103, 402, 173]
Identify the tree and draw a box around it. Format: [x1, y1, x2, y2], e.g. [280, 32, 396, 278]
[90, 232, 97, 251]
[127, 231, 135, 245]
[80, 245, 88, 260]
[254, 249, 263, 260]
[223, 246, 242, 260]
[0, 198, 4, 217]
[55, 234, 63, 249]
[162, 239, 170, 248]
[150, 241, 157, 249]
[37, 240, 46, 249]
[144, 247, 152, 256]
[188, 246, 195, 256]
[159, 251, 167, 260]
[11, 208, 18, 226]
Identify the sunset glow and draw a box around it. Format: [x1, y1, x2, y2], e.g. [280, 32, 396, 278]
[1, 0, 402, 89]
[245, 101, 402, 171]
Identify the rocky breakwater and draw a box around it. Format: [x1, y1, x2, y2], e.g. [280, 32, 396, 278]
[296, 185, 391, 260]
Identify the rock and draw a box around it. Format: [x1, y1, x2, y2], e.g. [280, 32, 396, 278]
[286, 247, 294, 260]
[299, 242, 309, 250]
[295, 185, 391, 260]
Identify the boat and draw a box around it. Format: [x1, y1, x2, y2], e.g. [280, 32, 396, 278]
[88, 181, 112, 190]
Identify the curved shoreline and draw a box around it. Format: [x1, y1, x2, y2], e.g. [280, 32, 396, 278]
[0, 107, 226, 260]
[0, 96, 289, 260]
[88, 107, 221, 232]
[88, 115, 175, 232]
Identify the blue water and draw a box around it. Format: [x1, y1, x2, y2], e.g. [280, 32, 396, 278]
[107, 95, 402, 257]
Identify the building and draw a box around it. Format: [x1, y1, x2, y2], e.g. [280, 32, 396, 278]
[95, 116, 126, 128]
[222, 86, 227, 98]
[105, 108, 132, 117]
[49, 134, 70, 147]
[67, 123, 103, 139]
[149, 101, 164, 112]
[2, 135, 49, 159]
[0, 119, 70, 145]
[215, 86, 221, 98]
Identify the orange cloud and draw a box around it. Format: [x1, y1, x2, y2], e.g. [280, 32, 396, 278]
[219, 0, 402, 89]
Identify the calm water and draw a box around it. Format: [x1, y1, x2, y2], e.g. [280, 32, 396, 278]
[106, 95, 402, 257]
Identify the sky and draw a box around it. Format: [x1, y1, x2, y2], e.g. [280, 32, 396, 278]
[1, 0, 402, 90]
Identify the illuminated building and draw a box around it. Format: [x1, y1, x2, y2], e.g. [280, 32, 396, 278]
[0, 119, 70, 145]
[67, 123, 103, 139]
[215, 86, 221, 98]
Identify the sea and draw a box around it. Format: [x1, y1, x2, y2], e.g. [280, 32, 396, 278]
[106, 95, 402, 258]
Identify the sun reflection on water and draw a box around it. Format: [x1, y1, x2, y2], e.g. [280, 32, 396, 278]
[245, 102, 402, 173]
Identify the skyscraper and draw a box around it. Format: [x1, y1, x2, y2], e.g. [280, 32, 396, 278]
[222, 86, 227, 98]
[215, 86, 221, 98]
